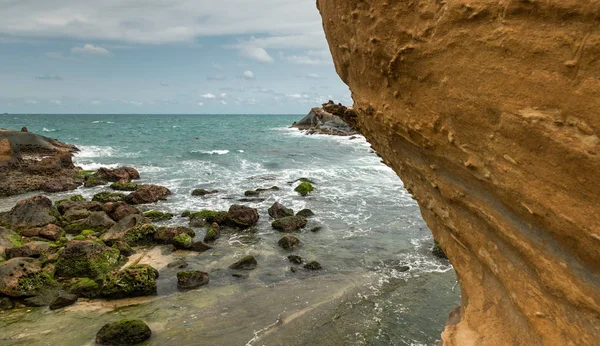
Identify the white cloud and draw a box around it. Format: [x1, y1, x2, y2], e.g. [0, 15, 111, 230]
[306, 73, 320, 79]
[45, 52, 69, 60]
[243, 70, 255, 80]
[50, 99, 63, 105]
[197, 102, 204, 106]
[281, 50, 333, 65]
[240, 47, 273, 63]
[220, 100, 228, 105]
[71, 44, 111, 56]
[220, 93, 227, 98]
[201, 93, 216, 99]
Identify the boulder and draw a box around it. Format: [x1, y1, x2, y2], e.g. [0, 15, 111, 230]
[278, 236, 300, 250]
[5, 241, 51, 260]
[154, 226, 195, 244]
[294, 182, 314, 196]
[121, 224, 156, 246]
[83, 175, 107, 187]
[100, 264, 158, 299]
[112, 241, 134, 257]
[96, 167, 140, 182]
[108, 203, 142, 222]
[310, 226, 323, 233]
[288, 255, 303, 264]
[271, 216, 307, 232]
[55, 240, 122, 279]
[40, 177, 80, 193]
[189, 210, 228, 227]
[177, 270, 209, 289]
[64, 211, 116, 234]
[203, 224, 220, 243]
[0, 195, 57, 229]
[172, 234, 193, 249]
[110, 182, 139, 191]
[190, 241, 212, 253]
[268, 202, 294, 219]
[191, 188, 218, 196]
[244, 190, 260, 197]
[92, 192, 127, 204]
[0, 258, 55, 297]
[101, 214, 149, 245]
[63, 208, 91, 222]
[226, 205, 259, 229]
[229, 255, 258, 270]
[126, 184, 171, 204]
[0, 297, 14, 310]
[143, 210, 174, 221]
[167, 259, 188, 269]
[0, 227, 19, 254]
[49, 290, 78, 310]
[39, 224, 64, 241]
[64, 278, 101, 298]
[296, 209, 315, 218]
[56, 200, 103, 215]
[304, 261, 322, 270]
[96, 319, 151, 346]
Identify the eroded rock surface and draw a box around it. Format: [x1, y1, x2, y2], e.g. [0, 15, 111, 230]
[317, 1, 600, 345]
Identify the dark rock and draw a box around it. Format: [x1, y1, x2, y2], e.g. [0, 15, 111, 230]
[63, 207, 91, 222]
[96, 319, 151, 345]
[191, 189, 218, 196]
[272, 216, 307, 232]
[189, 210, 228, 227]
[432, 240, 448, 259]
[172, 233, 193, 249]
[268, 202, 294, 219]
[244, 190, 260, 197]
[288, 255, 303, 264]
[92, 191, 127, 203]
[256, 186, 280, 192]
[83, 175, 107, 187]
[111, 203, 142, 222]
[203, 224, 220, 243]
[0, 297, 14, 309]
[177, 270, 209, 289]
[41, 177, 79, 193]
[291, 106, 358, 136]
[126, 184, 171, 204]
[39, 224, 64, 241]
[154, 226, 195, 244]
[64, 278, 100, 298]
[0, 195, 57, 230]
[55, 240, 122, 279]
[278, 236, 300, 250]
[5, 241, 50, 259]
[56, 200, 103, 215]
[110, 182, 139, 191]
[0, 258, 55, 297]
[237, 197, 266, 203]
[49, 290, 78, 310]
[113, 241, 134, 257]
[102, 214, 149, 245]
[232, 273, 248, 279]
[100, 264, 158, 299]
[296, 209, 315, 218]
[226, 205, 259, 229]
[64, 211, 116, 234]
[24, 288, 59, 307]
[310, 226, 323, 233]
[229, 255, 258, 270]
[121, 224, 156, 246]
[304, 261, 322, 270]
[181, 210, 191, 217]
[167, 259, 188, 269]
[96, 167, 140, 182]
[398, 265, 410, 272]
[190, 241, 212, 253]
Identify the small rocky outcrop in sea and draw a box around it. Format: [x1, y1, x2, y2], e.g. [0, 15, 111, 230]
[177, 270, 209, 289]
[191, 188, 218, 196]
[96, 319, 152, 345]
[226, 205, 259, 229]
[294, 182, 314, 196]
[126, 184, 172, 204]
[272, 216, 308, 232]
[0, 195, 58, 230]
[100, 264, 158, 299]
[229, 255, 258, 270]
[304, 261, 322, 270]
[296, 209, 314, 218]
[268, 202, 294, 219]
[291, 101, 358, 136]
[278, 236, 300, 250]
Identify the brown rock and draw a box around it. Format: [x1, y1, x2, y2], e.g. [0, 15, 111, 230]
[40, 177, 79, 193]
[39, 224, 64, 241]
[0, 195, 56, 229]
[96, 167, 140, 182]
[267, 202, 294, 219]
[126, 184, 171, 204]
[154, 226, 195, 244]
[317, 1, 600, 344]
[20, 227, 41, 238]
[226, 205, 259, 229]
[104, 202, 141, 221]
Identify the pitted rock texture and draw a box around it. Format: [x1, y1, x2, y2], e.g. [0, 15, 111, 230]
[317, 1, 599, 345]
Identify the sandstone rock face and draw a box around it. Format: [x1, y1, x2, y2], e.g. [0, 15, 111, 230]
[317, 1, 600, 345]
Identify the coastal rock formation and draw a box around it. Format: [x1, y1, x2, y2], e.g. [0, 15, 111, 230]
[317, 1, 600, 345]
[292, 101, 358, 136]
[0, 130, 80, 196]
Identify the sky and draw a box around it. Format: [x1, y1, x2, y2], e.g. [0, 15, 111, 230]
[0, 0, 351, 114]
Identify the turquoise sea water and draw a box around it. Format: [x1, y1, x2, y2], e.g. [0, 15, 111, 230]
[0, 114, 459, 346]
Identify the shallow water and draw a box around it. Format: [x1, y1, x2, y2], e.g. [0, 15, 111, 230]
[0, 114, 460, 345]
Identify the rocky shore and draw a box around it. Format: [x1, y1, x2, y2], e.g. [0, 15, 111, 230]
[291, 101, 359, 136]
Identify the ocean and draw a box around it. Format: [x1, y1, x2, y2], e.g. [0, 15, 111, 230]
[0, 113, 459, 346]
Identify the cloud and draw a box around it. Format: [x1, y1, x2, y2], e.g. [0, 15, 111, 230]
[240, 47, 273, 63]
[243, 70, 255, 80]
[36, 74, 63, 81]
[306, 73, 320, 80]
[129, 101, 143, 106]
[71, 44, 111, 56]
[50, 100, 63, 105]
[201, 93, 216, 99]
[45, 52, 69, 60]
[281, 50, 333, 65]
[25, 99, 38, 104]
[207, 75, 226, 81]
[220, 100, 228, 105]
[220, 93, 227, 98]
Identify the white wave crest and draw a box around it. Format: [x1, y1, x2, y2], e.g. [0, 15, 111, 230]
[191, 150, 230, 155]
[42, 127, 57, 132]
[75, 145, 117, 158]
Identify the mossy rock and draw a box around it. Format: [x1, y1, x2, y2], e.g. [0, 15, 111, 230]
[296, 209, 315, 218]
[84, 175, 108, 188]
[65, 278, 100, 298]
[204, 227, 220, 243]
[112, 241, 134, 257]
[304, 261, 322, 270]
[294, 182, 314, 196]
[177, 270, 209, 289]
[0, 258, 57, 297]
[229, 255, 258, 270]
[189, 210, 228, 224]
[92, 192, 127, 203]
[80, 229, 96, 237]
[72, 235, 86, 241]
[122, 224, 157, 246]
[143, 210, 174, 222]
[172, 233, 193, 249]
[100, 265, 158, 299]
[55, 240, 123, 279]
[154, 226, 195, 244]
[181, 210, 191, 217]
[272, 216, 308, 232]
[110, 182, 139, 191]
[432, 240, 448, 259]
[96, 319, 152, 345]
[69, 195, 86, 202]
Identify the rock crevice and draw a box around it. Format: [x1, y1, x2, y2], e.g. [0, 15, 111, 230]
[317, 1, 600, 345]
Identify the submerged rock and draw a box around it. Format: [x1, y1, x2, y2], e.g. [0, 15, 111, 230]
[203, 224, 220, 243]
[100, 264, 158, 299]
[278, 236, 300, 250]
[272, 216, 307, 232]
[126, 184, 171, 204]
[296, 209, 315, 218]
[304, 261, 322, 270]
[226, 205, 259, 229]
[229, 255, 258, 270]
[55, 240, 122, 279]
[96, 319, 151, 345]
[49, 290, 78, 310]
[268, 202, 294, 219]
[191, 188, 218, 196]
[288, 255, 303, 264]
[167, 258, 188, 269]
[177, 270, 209, 289]
[190, 241, 212, 253]
[310, 226, 323, 233]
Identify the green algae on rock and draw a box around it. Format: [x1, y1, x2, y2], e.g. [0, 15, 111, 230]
[172, 233, 193, 249]
[143, 210, 174, 222]
[110, 181, 139, 191]
[92, 192, 127, 204]
[294, 182, 314, 196]
[177, 270, 209, 289]
[96, 319, 152, 345]
[100, 264, 158, 299]
[55, 240, 122, 279]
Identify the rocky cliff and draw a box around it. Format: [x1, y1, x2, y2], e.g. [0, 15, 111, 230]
[292, 101, 358, 136]
[317, 1, 599, 345]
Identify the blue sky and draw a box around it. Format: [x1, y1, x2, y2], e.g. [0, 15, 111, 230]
[0, 0, 351, 114]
